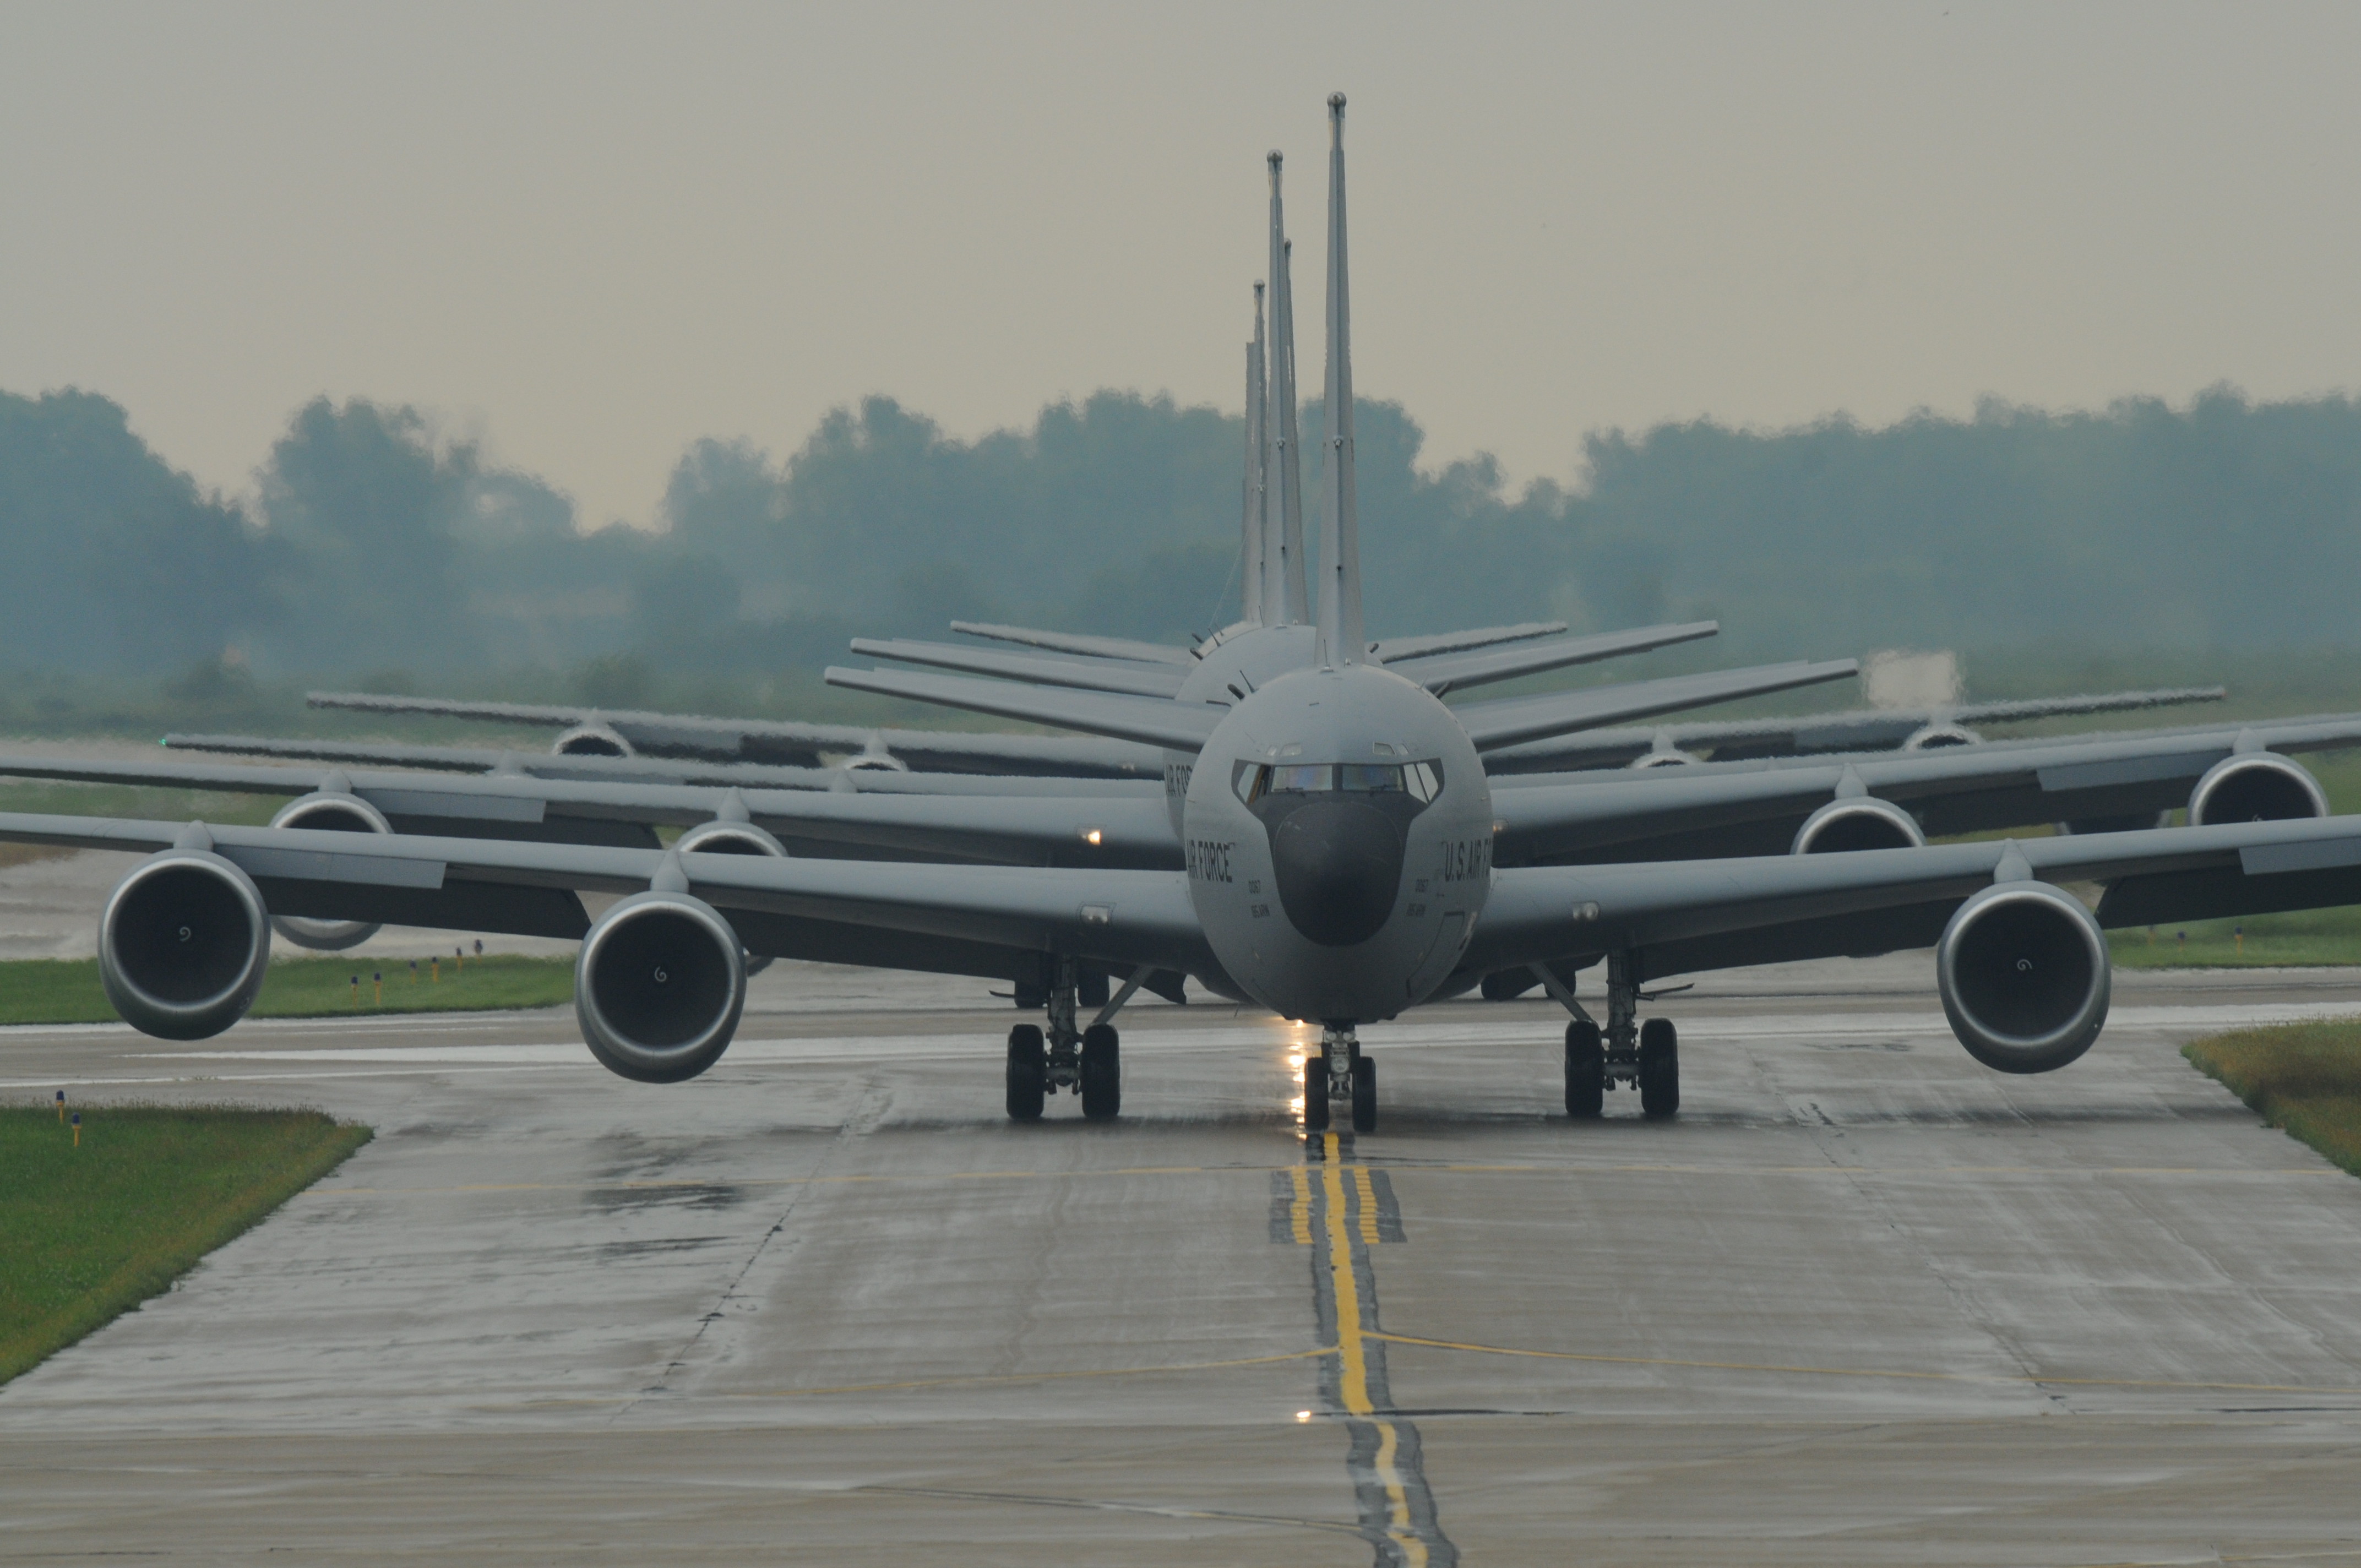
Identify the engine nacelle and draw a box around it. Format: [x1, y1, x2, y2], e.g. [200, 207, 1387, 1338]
[552, 722, 634, 758]
[266, 792, 392, 950]
[1791, 797, 1925, 854]
[574, 891, 747, 1082]
[672, 820, 787, 976]
[2187, 753, 2327, 827]
[1902, 723, 1981, 752]
[1935, 882, 2110, 1075]
[99, 850, 272, 1040]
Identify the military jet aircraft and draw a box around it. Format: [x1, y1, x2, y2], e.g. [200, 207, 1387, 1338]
[10, 95, 2361, 1140]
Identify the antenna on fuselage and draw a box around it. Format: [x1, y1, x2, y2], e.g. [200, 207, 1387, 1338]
[1313, 93, 1363, 670]
[1266, 153, 1308, 625]
[1242, 282, 1267, 627]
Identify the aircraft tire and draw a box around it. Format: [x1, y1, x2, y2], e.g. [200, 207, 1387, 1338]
[1639, 1018, 1679, 1120]
[1351, 1057, 1377, 1134]
[1565, 1021, 1605, 1119]
[1006, 1025, 1046, 1121]
[1303, 1055, 1331, 1133]
[1080, 1023, 1121, 1120]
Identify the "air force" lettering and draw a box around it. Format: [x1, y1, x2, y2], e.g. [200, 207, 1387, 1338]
[1188, 839, 1234, 883]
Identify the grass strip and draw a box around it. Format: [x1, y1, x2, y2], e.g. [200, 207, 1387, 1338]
[0, 1103, 371, 1384]
[2184, 1019, 2361, 1178]
[2111, 904, 2361, 968]
[0, 954, 576, 1027]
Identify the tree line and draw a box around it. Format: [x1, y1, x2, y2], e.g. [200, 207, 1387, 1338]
[2, 380, 2356, 683]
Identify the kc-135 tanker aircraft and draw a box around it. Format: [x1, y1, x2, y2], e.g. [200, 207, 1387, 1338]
[9, 97, 2361, 1136]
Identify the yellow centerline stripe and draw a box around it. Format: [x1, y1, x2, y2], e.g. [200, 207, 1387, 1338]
[1323, 1133, 1428, 1567]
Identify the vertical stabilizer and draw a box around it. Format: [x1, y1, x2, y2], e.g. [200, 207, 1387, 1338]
[1242, 283, 1267, 627]
[1266, 154, 1308, 624]
[1313, 93, 1363, 669]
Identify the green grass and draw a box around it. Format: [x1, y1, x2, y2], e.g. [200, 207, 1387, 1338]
[2110, 905, 2361, 968]
[0, 954, 578, 1027]
[0, 1103, 371, 1383]
[2185, 1020, 2361, 1178]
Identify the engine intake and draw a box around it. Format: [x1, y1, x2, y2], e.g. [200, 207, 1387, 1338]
[1936, 882, 2109, 1074]
[2187, 754, 2327, 827]
[1791, 797, 1925, 854]
[574, 891, 747, 1082]
[553, 722, 634, 758]
[99, 851, 271, 1039]
[1902, 723, 1981, 752]
[267, 792, 393, 950]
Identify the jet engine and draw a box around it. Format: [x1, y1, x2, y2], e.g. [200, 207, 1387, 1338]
[266, 792, 392, 950]
[1790, 797, 1925, 854]
[673, 819, 788, 977]
[1935, 882, 2109, 1074]
[574, 891, 747, 1082]
[2186, 753, 2327, 827]
[552, 722, 634, 758]
[98, 849, 272, 1040]
[1901, 723, 1980, 751]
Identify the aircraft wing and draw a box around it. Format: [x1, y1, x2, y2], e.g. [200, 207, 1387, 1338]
[1453, 660, 1860, 753]
[1483, 685, 2232, 772]
[1464, 813, 2361, 986]
[824, 667, 1226, 753]
[302, 691, 1165, 777]
[948, 622, 1196, 667]
[0, 751, 1179, 865]
[848, 638, 1190, 698]
[1367, 622, 1565, 662]
[156, 735, 1165, 796]
[0, 813, 1210, 981]
[1385, 621, 1719, 696]
[1487, 718, 2361, 863]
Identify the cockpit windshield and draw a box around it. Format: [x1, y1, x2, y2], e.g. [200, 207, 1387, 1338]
[1235, 759, 1442, 804]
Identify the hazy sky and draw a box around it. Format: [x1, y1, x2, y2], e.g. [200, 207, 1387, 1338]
[6, 2, 2360, 530]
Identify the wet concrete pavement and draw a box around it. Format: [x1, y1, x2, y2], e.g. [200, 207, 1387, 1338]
[2, 959, 2359, 1563]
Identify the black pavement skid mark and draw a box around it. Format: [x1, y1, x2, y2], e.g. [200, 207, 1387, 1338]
[1299, 1133, 1458, 1567]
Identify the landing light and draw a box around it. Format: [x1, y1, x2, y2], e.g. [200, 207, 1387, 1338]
[1081, 827, 1103, 846]
[1295, 1411, 1313, 1423]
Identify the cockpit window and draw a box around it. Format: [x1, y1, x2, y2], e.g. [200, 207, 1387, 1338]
[1237, 759, 1443, 802]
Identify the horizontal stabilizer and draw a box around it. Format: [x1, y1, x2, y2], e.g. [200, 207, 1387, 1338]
[1396, 620, 1718, 696]
[824, 667, 1225, 754]
[948, 622, 1195, 666]
[849, 638, 1189, 698]
[1457, 660, 1859, 753]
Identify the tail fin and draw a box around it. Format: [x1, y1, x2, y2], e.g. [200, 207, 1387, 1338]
[1266, 153, 1308, 624]
[1242, 282, 1267, 627]
[1313, 94, 1363, 669]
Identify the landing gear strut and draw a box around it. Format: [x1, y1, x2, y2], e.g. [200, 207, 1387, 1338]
[1303, 1023, 1376, 1135]
[1003, 957, 1129, 1122]
[1543, 954, 1679, 1120]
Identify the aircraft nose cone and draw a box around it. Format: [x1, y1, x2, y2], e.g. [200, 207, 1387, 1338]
[1267, 797, 1405, 948]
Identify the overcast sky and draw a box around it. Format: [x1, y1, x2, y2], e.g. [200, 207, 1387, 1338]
[6, 1, 2360, 530]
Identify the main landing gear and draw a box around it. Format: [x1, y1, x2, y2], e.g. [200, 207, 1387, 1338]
[1302, 1023, 1377, 1135]
[1004, 958, 1129, 1123]
[1553, 953, 1679, 1120]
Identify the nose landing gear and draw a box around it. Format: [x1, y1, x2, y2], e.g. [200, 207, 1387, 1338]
[1303, 1024, 1377, 1134]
